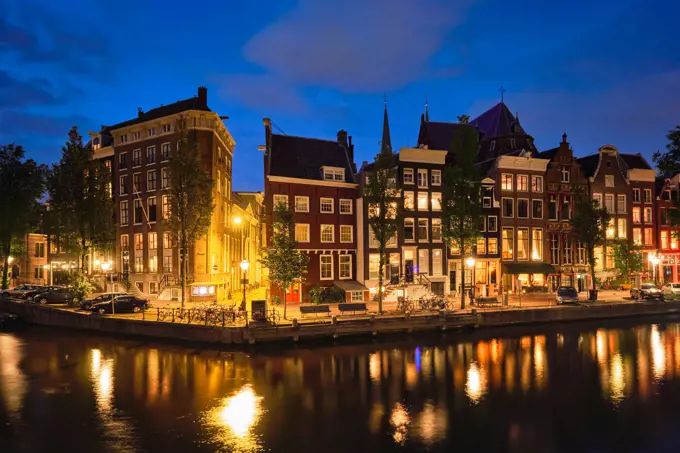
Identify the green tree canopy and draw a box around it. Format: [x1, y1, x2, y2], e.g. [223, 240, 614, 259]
[611, 239, 644, 283]
[363, 152, 400, 313]
[165, 116, 215, 307]
[440, 124, 481, 309]
[46, 127, 114, 272]
[260, 202, 308, 319]
[570, 185, 610, 295]
[0, 144, 47, 289]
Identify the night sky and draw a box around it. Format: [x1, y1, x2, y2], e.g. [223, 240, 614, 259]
[1, 0, 678, 192]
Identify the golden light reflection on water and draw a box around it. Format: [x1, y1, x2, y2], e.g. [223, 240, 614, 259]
[90, 349, 113, 412]
[609, 352, 625, 403]
[651, 325, 666, 380]
[205, 384, 264, 452]
[0, 335, 26, 419]
[414, 401, 447, 445]
[390, 402, 411, 445]
[466, 362, 487, 403]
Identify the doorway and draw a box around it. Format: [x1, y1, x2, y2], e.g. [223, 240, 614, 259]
[449, 269, 457, 292]
[287, 280, 301, 303]
[390, 253, 400, 284]
[405, 260, 414, 283]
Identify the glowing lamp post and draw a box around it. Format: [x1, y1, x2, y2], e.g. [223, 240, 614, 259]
[466, 257, 476, 304]
[240, 259, 250, 311]
[649, 255, 660, 284]
[101, 261, 112, 291]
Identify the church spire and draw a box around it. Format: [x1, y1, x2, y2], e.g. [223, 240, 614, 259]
[425, 93, 429, 122]
[380, 95, 392, 155]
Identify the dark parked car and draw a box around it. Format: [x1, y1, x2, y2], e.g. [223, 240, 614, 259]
[26, 286, 62, 301]
[90, 295, 149, 314]
[556, 286, 579, 304]
[79, 293, 127, 310]
[631, 283, 665, 301]
[1, 285, 46, 300]
[33, 287, 78, 305]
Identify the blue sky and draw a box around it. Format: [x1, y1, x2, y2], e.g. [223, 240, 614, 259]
[1, 0, 679, 191]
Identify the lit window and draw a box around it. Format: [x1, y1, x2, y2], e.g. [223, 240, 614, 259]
[418, 249, 429, 275]
[517, 228, 529, 260]
[340, 225, 353, 243]
[432, 218, 442, 241]
[502, 228, 513, 259]
[323, 167, 345, 181]
[488, 238, 498, 254]
[351, 291, 364, 302]
[134, 233, 144, 250]
[149, 232, 158, 250]
[431, 170, 441, 186]
[633, 207, 641, 223]
[321, 225, 334, 243]
[531, 175, 543, 192]
[273, 194, 288, 208]
[120, 234, 129, 250]
[320, 255, 333, 280]
[417, 219, 428, 241]
[661, 231, 669, 249]
[162, 195, 171, 219]
[295, 196, 309, 213]
[644, 228, 653, 245]
[617, 195, 626, 213]
[617, 218, 627, 239]
[532, 229, 543, 260]
[477, 238, 486, 254]
[501, 174, 513, 191]
[517, 175, 528, 191]
[295, 224, 310, 242]
[643, 207, 652, 223]
[369, 254, 380, 279]
[403, 192, 414, 210]
[417, 192, 428, 211]
[339, 255, 352, 279]
[633, 228, 642, 245]
[431, 193, 441, 211]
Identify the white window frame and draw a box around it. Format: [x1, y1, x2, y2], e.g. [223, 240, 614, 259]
[403, 168, 414, 185]
[431, 169, 442, 186]
[133, 172, 142, 194]
[339, 255, 352, 280]
[417, 218, 428, 242]
[644, 207, 652, 223]
[273, 194, 289, 208]
[132, 148, 142, 167]
[148, 232, 158, 250]
[161, 142, 171, 161]
[617, 218, 627, 239]
[119, 175, 128, 195]
[593, 193, 602, 207]
[532, 199, 543, 219]
[488, 238, 498, 254]
[147, 170, 156, 192]
[605, 175, 614, 187]
[431, 192, 442, 211]
[531, 175, 543, 193]
[404, 218, 415, 242]
[294, 196, 309, 213]
[417, 192, 429, 211]
[120, 202, 129, 226]
[320, 224, 334, 243]
[431, 218, 442, 242]
[340, 225, 353, 243]
[351, 291, 364, 302]
[323, 167, 345, 181]
[320, 197, 334, 214]
[617, 194, 626, 213]
[502, 227, 514, 260]
[561, 167, 571, 183]
[488, 215, 498, 232]
[517, 174, 528, 192]
[147, 197, 157, 223]
[517, 228, 529, 261]
[417, 169, 428, 189]
[502, 197, 514, 218]
[501, 174, 513, 191]
[320, 255, 333, 280]
[339, 199, 353, 214]
[644, 189, 652, 203]
[295, 224, 310, 243]
[403, 191, 414, 210]
[517, 198, 529, 219]
[532, 228, 543, 261]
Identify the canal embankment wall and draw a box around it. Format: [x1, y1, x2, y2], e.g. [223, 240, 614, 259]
[3, 299, 680, 345]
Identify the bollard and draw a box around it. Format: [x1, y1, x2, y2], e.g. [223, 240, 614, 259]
[331, 315, 337, 325]
[292, 318, 299, 328]
[157, 307, 160, 321]
[471, 308, 477, 315]
[370, 314, 376, 323]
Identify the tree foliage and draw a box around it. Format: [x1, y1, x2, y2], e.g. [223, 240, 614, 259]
[165, 116, 215, 306]
[65, 271, 95, 306]
[0, 144, 46, 289]
[570, 186, 610, 294]
[46, 127, 114, 272]
[611, 239, 644, 282]
[653, 126, 680, 232]
[440, 124, 482, 309]
[259, 203, 308, 319]
[363, 152, 400, 313]
[457, 114, 470, 124]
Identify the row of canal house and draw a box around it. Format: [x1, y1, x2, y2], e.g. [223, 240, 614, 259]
[263, 100, 662, 303]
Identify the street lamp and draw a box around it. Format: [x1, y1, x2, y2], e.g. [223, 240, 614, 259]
[466, 257, 476, 304]
[101, 261, 111, 291]
[240, 259, 250, 311]
[649, 254, 660, 284]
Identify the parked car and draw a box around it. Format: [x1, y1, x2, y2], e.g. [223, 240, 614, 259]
[25, 286, 63, 301]
[79, 292, 127, 310]
[1, 285, 46, 300]
[662, 283, 680, 295]
[90, 295, 149, 314]
[33, 287, 78, 305]
[556, 286, 579, 304]
[630, 283, 665, 301]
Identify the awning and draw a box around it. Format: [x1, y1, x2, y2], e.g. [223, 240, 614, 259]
[333, 280, 369, 292]
[502, 263, 556, 275]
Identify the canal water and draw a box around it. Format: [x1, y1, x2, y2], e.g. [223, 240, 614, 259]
[3, 319, 680, 453]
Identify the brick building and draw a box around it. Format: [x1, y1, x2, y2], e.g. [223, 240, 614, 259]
[262, 119, 366, 303]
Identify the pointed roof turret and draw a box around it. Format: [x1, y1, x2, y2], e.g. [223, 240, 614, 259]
[380, 96, 392, 155]
[425, 94, 430, 122]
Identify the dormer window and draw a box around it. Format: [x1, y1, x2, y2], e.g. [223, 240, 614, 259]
[322, 167, 345, 181]
[93, 137, 100, 150]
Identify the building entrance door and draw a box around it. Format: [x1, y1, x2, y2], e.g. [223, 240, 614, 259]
[390, 254, 400, 284]
[286, 280, 301, 303]
[405, 260, 414, 283]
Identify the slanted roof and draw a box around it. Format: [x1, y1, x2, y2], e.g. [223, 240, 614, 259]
[620, 153, 652, 170]
[536, 147, 559, 160]
[577, 154, 600, 178]
[361, 153, 399, 172]
[109, 97, 210, 131]
[269, 134, 355, 183]
[418, 121, 464, 151]
[470, 102, 526, 138]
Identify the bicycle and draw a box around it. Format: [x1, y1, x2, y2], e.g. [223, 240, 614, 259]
[266, 308, 281, 325]
[397, 298, 414, 313]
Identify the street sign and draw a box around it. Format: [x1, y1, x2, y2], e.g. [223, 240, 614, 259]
[212, 264, 218, 272]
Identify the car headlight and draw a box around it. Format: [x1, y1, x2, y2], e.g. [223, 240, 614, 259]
[557, 297, 563, 302]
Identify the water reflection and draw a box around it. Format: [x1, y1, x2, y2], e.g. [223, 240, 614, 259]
[5, 321, 680, 452]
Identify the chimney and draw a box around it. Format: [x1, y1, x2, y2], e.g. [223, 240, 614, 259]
[262, 118, 272, 176]
[337, 129, 348, 148]
[198, 86, 208, 107]
[137, 108, 144, 118]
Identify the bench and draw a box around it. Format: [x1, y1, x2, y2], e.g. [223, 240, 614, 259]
[299, 304, 331, 318]
[338, 303, 368, 315]
[475, 297, 501, 306]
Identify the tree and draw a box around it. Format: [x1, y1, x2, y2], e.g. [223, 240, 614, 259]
[260, 203, 308, 319]
[363, 152, 399, 313]
[440, 124, 482, 309]
[457, 114, 470, 124]
[0, 144, 46, 290]
[653, 126, 680, 230]
[570, 186, 610, 296]
[46, 127, 114, 273]
[165, 116, 214, 308]
[611, 239, 644, 283]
